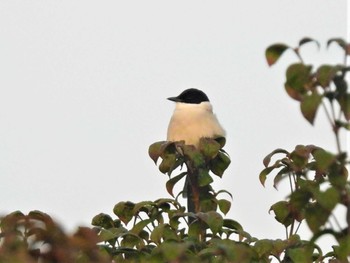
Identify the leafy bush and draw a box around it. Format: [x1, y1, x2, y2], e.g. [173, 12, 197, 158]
[1, 38, 350, 262]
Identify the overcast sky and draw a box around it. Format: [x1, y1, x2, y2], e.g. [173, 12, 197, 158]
[0, 0, 348, 246]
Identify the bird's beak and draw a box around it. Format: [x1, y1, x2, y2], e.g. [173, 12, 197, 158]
[167, 96, 182, 102]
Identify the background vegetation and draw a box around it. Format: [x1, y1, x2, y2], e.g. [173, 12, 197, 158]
[1, 38, 349, 262]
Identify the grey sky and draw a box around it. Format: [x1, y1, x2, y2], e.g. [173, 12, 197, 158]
[0, 0, 348, 246]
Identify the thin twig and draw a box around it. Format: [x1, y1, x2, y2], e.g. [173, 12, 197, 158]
[289, 220, 295, 239]
[288, 173, 294, 193]
[294, 221, 302, 234]
[321, 101, 334, 128]
[322, 101, 342, 153]
[330, 212, 343, 232]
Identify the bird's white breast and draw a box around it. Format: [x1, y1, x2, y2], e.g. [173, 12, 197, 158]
[167, 102, 225, 146]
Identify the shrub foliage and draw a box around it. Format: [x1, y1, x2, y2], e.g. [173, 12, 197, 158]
[1, 38, 350, 262]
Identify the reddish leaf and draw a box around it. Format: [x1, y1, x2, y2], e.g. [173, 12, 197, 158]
[265, 44, 290, 66]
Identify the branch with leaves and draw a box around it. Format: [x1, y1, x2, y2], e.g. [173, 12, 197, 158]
[1, 37, 350, 263]
[263, 37, 350, 262]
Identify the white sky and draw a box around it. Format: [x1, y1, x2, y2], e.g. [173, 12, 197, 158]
[0, 0, 348, 246]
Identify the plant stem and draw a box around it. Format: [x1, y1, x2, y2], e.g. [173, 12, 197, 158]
[288, 173, 294, 193]
[289, 220, 295, 239]
[294, 221, 302, 234]
[322, 101, 342, 153]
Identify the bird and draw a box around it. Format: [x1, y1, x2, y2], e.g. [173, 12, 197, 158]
[166, 88, 226, 217]
[167, 88, 225, 147]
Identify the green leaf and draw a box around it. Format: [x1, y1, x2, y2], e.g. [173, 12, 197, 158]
[298, 37, 320, 49]
[338, 93, 350, 121]
[197, 247, 221, 258]
[198, 169, 213, 187]
[287, 247, 313, 263]
[259, 166, 275, 187]
[316, 65, 340, 88]
[273, 167, 290, 189]
[168, 212, 185, 229]
[290, 145, 312, 169]
[284, 63, 312, 101]
[214, 136, 226, 148]
[327, 38, 349, 54]
[162, 224, 179, 241]
[254, 239, 274, 258]
[120, 233, 143, 248]
[217, 199, 231, 215]
[223, 219, 243, 231]
[289, 188, 312, 221]
[334, 75, 348, 95]
[216, 189, 233, 199]
[148, 141, 167, 164]
[314, 187, 340, 211]
[270, 239, 287, 258]
[139, 230, 149, 241]
[269, 201, 292, 227]
[182, 145, 206, 167]
[130, 219, 152, 235]
[328, 164, 348, 189]
[265, 44, 290, 66]
[199, 192, 217, 212]
[198, 138, 221, 159]
[166, 172, 187, 197]
[91, 213, 115, 229]
[150, 224, 165, 244]
[305, 203, 330, 233]
[113, 201, 135, 225]
[312, 148, 336, 173]
[336, 120, 350, 131]
[99, 228, 118, 242]
[263, 148, 289, 167]
[300, 92, 323, 125]
[155, 198, 181, 209]
[98, 227, 127, 242]
[159, 153, 177, 174]
[197, 211, 223, 235]
[132, 201, 155, 214]
[188, 219, 203, 239]
[334, 235, 350, 261]
[159, 242, 188, 261]
[209, 151, 231, 177]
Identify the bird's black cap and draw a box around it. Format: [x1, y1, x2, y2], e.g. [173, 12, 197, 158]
[167, 88, 210, 104]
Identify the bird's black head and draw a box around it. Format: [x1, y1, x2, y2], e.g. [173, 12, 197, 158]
[167, 88, 210, 104]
